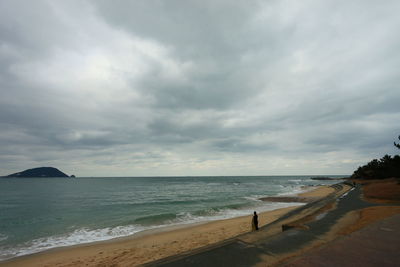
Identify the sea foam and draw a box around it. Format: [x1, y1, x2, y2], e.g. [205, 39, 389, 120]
[0, 201, 304, 261]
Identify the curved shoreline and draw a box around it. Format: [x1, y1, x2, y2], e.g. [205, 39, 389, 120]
[0, 185, 335, 267]
[146, 181, 400, 267]
[260, 185, 335, 203]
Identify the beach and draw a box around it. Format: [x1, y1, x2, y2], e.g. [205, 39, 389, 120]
[2, 179, 399, 266]
[0, 185, 334, 267]
[147, 179, 400, 267]
[0, 176, 336, 262]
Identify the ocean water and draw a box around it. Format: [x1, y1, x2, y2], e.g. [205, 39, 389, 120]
[0, 176, 341, 261]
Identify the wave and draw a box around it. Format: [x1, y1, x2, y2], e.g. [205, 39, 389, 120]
[0, 234, 8, 242]
[134, 213, 178, 225]
[243, 195, 264, 202]
[0, 224, 147, 261]
[135, 201, 304, 227]
[276, 185, 309, 196]
[1, 176, 322, 262]
[0, 201, 304, 262]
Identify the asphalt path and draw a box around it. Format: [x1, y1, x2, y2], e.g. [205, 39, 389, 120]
[284, 214, 400, 267]
[144, 184, 384, 267]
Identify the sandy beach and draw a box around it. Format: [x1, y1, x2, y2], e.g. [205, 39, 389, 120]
[260, 185, 335, 203]
[0, 185, 333, 267]
[144, 180, 400, 267]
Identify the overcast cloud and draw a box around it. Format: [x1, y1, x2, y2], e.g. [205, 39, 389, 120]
[1, 0, 399, 176]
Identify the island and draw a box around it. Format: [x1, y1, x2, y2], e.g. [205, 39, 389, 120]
[4, 167, 71, 178]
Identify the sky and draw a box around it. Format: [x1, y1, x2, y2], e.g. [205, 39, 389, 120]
[0, 0, 399, 177]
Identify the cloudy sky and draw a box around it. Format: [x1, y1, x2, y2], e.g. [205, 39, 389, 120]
[1, 0, 399, 177]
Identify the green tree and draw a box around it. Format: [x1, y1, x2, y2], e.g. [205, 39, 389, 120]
[351, 136, 400, 179]
[395, 135, 400, 149]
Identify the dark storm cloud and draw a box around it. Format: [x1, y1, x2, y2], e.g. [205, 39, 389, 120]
[0, 0, 399, 176]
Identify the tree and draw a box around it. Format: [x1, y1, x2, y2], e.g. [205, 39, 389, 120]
[395, 135, 400, 149]
[350, 136, 400, 179]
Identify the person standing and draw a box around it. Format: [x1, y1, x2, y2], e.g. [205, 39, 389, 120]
[252, 211, 259, 231]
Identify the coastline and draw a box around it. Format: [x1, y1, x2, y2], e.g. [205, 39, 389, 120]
[146, 179, 400, 266]
[0, 185, 334, 267]
[260, 185, 335, 203]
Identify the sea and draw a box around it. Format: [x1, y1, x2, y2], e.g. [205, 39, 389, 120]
[0, 176, 342, 261]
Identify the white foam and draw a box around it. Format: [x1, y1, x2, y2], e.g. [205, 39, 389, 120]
[0, 224, 146, 261]
[167, 201, 304, 226]
[243, 195, 264, 202]
[0, 199, 306, 262]
[276, 185, 308, 196]
[0, 181, 314, 263]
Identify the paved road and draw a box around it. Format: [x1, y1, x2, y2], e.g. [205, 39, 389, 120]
[284, 214, 400, 267]
[145, 184, 390, 267]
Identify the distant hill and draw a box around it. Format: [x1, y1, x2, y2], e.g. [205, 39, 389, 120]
[4, 167, 71, 178]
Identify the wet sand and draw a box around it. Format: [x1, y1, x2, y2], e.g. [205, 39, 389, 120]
[0, 186, 333, 267]
[260, 186, 335, 203]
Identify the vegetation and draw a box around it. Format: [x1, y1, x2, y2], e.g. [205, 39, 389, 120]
[351, 154, 400, 179]
[5, 167, 70, 178]
[395, 135, 400, 149]
[351, 136, 400, 179]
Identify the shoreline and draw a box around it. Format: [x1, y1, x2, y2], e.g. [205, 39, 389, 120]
[0, 185, 335, 267]
[260, 185, 335, 203]
[1, 208, 300, 267]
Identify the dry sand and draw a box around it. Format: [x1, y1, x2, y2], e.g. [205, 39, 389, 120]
[272, 179, 400, 266]
[358, 177, 400, 204]
[0, 186, 334, 267]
